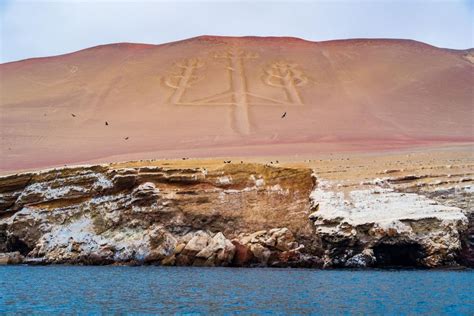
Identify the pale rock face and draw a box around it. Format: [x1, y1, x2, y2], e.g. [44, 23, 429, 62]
[309, 184, 468, 267]
[236, 228, 311, 267]
[183, 231, 211, 255]
[217, 176, 232, 185]
[31, 215, 169, 263]
[196, 232, 236, 265]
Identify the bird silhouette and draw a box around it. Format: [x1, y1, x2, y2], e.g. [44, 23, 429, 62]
[105, 121, 109, 126]
[281, 112, 287, 118]
[124, 137, 129, 140]
[71, 113, 76, 117]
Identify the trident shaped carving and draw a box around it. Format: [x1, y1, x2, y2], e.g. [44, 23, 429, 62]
[263, 61, 307, 105]
[163, 49, 308, 135]
[164, 58, 204, 104]
[212, 49, 259, 134]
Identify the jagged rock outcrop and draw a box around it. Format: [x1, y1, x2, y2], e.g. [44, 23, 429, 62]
[409, 187, 474, 267]
[0, 160, 471, 268]
[0, 251, 22, 264]
[234, 228, 320, 267]
[309, 182, 469, 268]
[0, 162, 315, 266]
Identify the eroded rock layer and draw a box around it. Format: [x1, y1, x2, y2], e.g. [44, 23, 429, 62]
[0, 162, 317, 266]
[0, 159, 471, 268]
[304, 150, 473, 268]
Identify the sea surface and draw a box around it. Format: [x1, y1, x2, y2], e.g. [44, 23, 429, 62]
[0, 266, 473, 315]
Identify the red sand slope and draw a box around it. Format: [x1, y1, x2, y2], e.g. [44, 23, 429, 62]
[1, 36, 473, 172]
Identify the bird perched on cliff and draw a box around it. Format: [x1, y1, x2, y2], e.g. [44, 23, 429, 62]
[105, 121, 109, 126]
[281, 112, 286, 118]
[71, 113, 76, 117]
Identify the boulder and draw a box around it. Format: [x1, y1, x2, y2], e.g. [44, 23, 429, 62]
[250, 243, 271, 265]
[130, 182, 160, 206]
[194, 232, 235, 265]
[237, 228, 304, 266]
[174, 243, 186, 254]
[160, 254, 176, 266]
[181, 231, 211, 256]
[269, 228, 296, 251]
[146, 228, 177, 262]
[345, 249, 376, 268]
[231, 240, 254, 266]
[0, 251, 23, 264]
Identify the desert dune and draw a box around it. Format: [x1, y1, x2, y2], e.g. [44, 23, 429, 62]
[1, 36, 473, 172]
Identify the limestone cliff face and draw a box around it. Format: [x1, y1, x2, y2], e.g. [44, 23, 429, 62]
[0, 163, 316, 266]
[0, 161, 471, 268]
[309, 185, 468, 268]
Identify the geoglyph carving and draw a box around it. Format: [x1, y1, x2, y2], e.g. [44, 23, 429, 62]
[212, 48, 258, 134]
[263, 61, 307, 105]
[163, 48, 308, 134]
[164, 58, 205, 104]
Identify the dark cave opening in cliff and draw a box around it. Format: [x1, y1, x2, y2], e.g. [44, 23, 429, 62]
[373, 242, 424, 267]
[6, 236, 31, 256]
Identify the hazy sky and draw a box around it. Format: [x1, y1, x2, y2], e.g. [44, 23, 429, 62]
[1, 0, 473, 63]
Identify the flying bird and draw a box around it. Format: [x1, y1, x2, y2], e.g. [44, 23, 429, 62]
[105, 121, 109, 126]
[124, 137, 129, 140]
[71, 113, 76, 117]
[281, 112, 287, 118]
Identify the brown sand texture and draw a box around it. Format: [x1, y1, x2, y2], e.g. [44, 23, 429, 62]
[1, 36, 473, 173]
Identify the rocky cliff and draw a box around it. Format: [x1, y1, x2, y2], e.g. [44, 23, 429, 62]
[0, 160, 471, 268]
[0, 162, 317, 266]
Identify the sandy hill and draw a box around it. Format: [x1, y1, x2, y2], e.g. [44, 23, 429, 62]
[1, 36, 473, 172]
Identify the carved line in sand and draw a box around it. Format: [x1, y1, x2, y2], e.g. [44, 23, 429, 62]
[163, 49, 308, 134]
[262, 61, 307, 105]
[164, 58, 205, 104]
